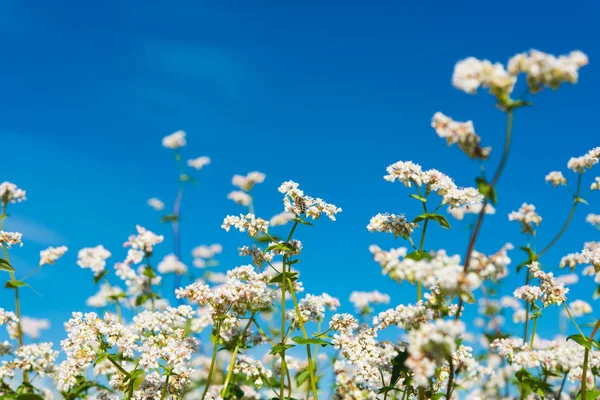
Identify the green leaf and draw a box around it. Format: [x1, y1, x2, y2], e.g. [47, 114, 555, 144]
[0, 258, 15, 272]
[295, 368, 311, 387]
[269, 272, 299, 285]
[254, 234, 280, 243]
[94, 353, 108, 366]
[409, 194, 427, 203]
[291, 336, 330, 347]
[405, 251, 432, 261]
[413, 213, 451, 229]
[575, 197, 589, 205]
[94, 270, 110, 284]
[161, 214, 179, 223]
[269, 343, 295, 355]
[292, 217, 313, 227]
[5, 280, 26, 289]
[16, 395, 45, 400]
[389, 350, 409, 387]
[567, 334, 592, 350]
[476, 177, 497, 204]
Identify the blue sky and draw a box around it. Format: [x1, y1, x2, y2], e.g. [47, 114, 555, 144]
[1, 0, 599, 343]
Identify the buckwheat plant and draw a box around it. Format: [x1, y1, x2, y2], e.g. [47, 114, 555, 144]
[0, 47, 597, 400]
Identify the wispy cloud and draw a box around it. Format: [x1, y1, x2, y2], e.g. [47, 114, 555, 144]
[5, 216, 67, 246]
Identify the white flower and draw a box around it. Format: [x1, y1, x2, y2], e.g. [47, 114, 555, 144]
[269, 211, 295, 227]
[508, 203, 542, 233]
[544, 171, 566, 186]
[187, 156, 211, 170]
[123, 225, 164, 254]
[563, 300, 592, 318]
[586, 214, 600, 230]
[448, 203, 495, 220]
[147, 198, 165, 211]
[39, 246, 68, 266]
[442, 187, 484, 209]
[367, 213, 415, 239]
[431, 112, 490, 159]
[162, 130, 186, 149]
[157, 254, 187, 275]
[567, 147, 600, 172]
[278, 180, 342, 221]
[0, 231, 23, 248]
[77, 245, 111, 276]
[227, 190, 252, 206]
[452, 57, 516, 97]
[232, 171, 266, 191]
[86, 284, 125, 308]
[591, 177, 600, 191]
[0, 182, 26, 205]
[384, 161, 424, 186]
[508, 49, 589, 93]
[222, 214, 269, 237]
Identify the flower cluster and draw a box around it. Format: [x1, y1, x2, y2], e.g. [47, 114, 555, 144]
[221, 214, 269, 237]
[431, 112, 490, 159]
[278, 180, 342, 220]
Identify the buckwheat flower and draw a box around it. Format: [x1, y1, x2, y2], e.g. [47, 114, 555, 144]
[452, 57, 516, 98]
[269, 239, 302, 256]
[157, 254, 187, 275]
[222, 214, 269, 237]
[513, 285, 542, 303]
[508, 49, 589, 93]
[0, 309, 18, 334]
[586, 213, 600, 229]
[86, 283, 125, 308]
[329, 313, 359, 333]
[564, 300, 592, 318]
[187, 156, 211, 170]
[123, 225, 164, 255]
[77, 245, 111, 275]
[367, 213, 415, 239]
[431, 112, 491, 159]
[147, 197, 164, 211]
[162, 130, 186, 149]
[232, 171, 266, 191]
[448, 203, 496, 220]
[508, 203, 542, 233]
[545, 171, 567, 186]
[289, 293, 340, 327]
[269, 211, 295, 227]
[373, 302, 433, 330]
[591, 177, 600, 190]
[0, 182, 26, 205]
[227, 190, 252, 206]
[278, 180, 342, 221]
[192, 243, 222, 259]
[567, 147, 600, 172]
[527, 262, 569, 306]
[490, 337, 526, 363]
[406, 320, 465, 387]
[0, 231, 23, 248]
[239, 245, 273, 268]
[384, 161, 424, 186]
[442, 187, 484, 209]
[349, 290, 390, 314]
[10, 342, 58, 377]
[39, 245, 68, 266]
[233, 355, 272, 388]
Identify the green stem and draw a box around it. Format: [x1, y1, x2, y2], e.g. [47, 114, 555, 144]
[289, 278, 319, 400]
[221, 314, 256, 397]
[1, 207, 27, 383]
[161, 373, 170, 400]
[279, 259, 287, 400]
[564, 304, 586, 338]
[529, 317, 538, 348]
[201, 322, 222, 400]
[537, 173, 583, 259]
[581, 319, 600, 400]
[456, 110, 514, 321]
